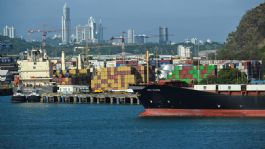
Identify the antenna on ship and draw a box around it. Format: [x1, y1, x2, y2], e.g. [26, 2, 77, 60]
[146, 49, 149, 84]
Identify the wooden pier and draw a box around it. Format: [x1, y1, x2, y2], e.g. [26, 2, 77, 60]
[40, 93, 140, 105]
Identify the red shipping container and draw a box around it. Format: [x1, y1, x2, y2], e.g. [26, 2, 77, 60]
[180, 70, 188, 75]
[186, 74, 193, 79]
[102, 79, 107, 84]
[180, 75, 185, 79]
[182, 66, 190, 71]
[201, 70, 208, 74]
[159, 60, 171, 63]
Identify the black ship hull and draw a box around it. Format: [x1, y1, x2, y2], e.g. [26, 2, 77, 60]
[12, 95, 27, 103]
[139, 85, 265, 117]
[27, 96, 41, 102]
[0, 88, 13, 96]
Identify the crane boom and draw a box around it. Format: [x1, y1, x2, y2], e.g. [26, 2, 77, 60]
[28, 29, 56, 49]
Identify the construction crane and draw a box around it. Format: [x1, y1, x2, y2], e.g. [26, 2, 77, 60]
[74, 43, 118, 68]
[110, 31, 126, 63]
[28, 29, 56, 49]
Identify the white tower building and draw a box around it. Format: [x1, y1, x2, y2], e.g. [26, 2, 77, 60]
[127, 29, 135, 44]
[178, 45, 191, 59]
[61, 3, 71, 44]
[88, 17, 96, 43]
[61, 50, 66, 71]
[3, 25, 16, 38]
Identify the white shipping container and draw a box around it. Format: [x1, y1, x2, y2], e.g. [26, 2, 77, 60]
[138, 60, 146, 65]
[89, 60, 98, 66]
[106, 61, 116, 67]
[194, 85, 216, 91]
[218, 85, 242, 91]
[246, 85, 265, 91]
[99, 61, 104, 67]
[56, 64, 62, 70]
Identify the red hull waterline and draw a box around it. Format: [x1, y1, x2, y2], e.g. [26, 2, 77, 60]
[140, 109, 265, 117]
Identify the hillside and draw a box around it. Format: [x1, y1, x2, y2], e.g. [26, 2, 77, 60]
[218, 3, 265, 60]
[0, 35, 41, 55]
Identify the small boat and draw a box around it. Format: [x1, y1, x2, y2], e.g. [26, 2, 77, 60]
[12, 90, 27, 103]
[0, 86, 13, 96]
[27, 90, 41, 102]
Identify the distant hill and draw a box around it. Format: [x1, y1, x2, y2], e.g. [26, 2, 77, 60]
[0, 35, 41, 55]
[218, 3, 265, 60]
[0, 35, 223, 57]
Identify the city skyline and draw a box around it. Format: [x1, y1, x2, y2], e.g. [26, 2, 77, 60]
[0, 0, 263, 42]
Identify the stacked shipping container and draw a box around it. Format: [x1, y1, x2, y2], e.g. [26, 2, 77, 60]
[166, 65, 217, 83]
[91, 66, 137, 91]
[200, 60, 263, 80]
[53, 69, 91, 85]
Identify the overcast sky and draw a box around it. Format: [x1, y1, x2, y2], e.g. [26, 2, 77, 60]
[0, 0, 263, 42]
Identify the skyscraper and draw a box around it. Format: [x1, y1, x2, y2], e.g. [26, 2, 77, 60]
[127, 29, 135, 44]
[135, 34, 146, 45]
[88, 16, 96, 43]
[75, 17, 102, 44]
[75, 25, 89, 44]
[61, 3, 70, 44]
[3, 25, 16, 38]
[97, 19, 104, 43]
[159, 26, 168, 45]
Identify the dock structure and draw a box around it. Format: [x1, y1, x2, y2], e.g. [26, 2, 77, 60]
[40, 93, 140, 105]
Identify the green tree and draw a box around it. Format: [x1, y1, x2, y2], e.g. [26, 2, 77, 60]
[200, 68, 248, 84]
[218, 3, 265, 60]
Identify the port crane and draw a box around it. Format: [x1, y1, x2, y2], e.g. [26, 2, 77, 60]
[28, 29, 56, 49]
[74, 43, 118, 68]
[110, 31, 126, 63]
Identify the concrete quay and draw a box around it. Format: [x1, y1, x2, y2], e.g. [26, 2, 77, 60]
[40, 93, 140, 105]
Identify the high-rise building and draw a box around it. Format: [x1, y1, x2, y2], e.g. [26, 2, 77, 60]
[178, 45, 191, 58]
[61, 3, 71, 44]
[97, 19, 104, 43]
[135, 34, 146, 44]
[75, 17, 102, 44]
[88, 17, 96, 43]
[127, 29, 135, 44]
[3, 25, 16, 38]
[159, 26, 168, 45]
[190, 37, 198, 45]
[75, 25, 89, 44]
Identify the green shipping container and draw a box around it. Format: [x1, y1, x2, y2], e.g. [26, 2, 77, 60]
[208, 65, 216, 70]
[172, 70, 179, 75]
[200, 65, 205, 70]
[167, 75, 172, 79]
[175, 66, 182, 71]
[189, 70, 194, 75]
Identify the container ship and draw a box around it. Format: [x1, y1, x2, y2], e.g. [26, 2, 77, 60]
[138, 81, 265, 117]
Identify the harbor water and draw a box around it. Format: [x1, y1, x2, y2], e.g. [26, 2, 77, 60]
[0, 96, 265, 148]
